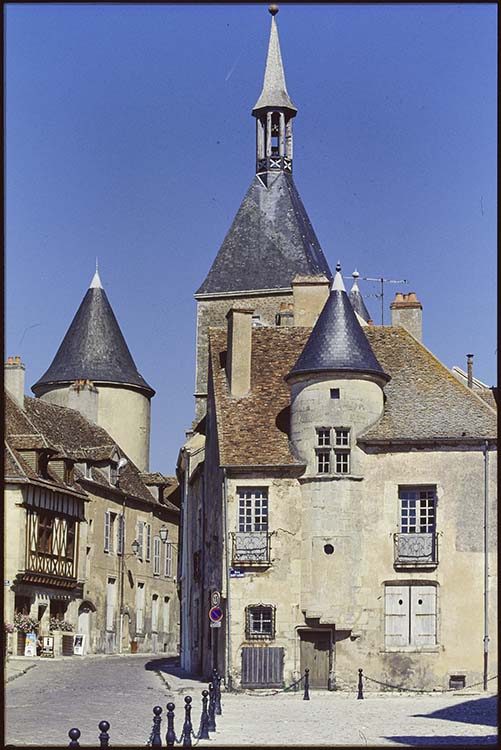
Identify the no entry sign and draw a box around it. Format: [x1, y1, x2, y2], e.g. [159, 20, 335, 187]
[209, 605, 223, 623]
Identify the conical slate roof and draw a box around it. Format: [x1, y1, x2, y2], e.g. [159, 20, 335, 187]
[349, 271, 371, 323]
[288, 267, 389, 381]
[32, 271, 155, 396]
[252, 11, 297, 115]
[196, 172, 332, 295]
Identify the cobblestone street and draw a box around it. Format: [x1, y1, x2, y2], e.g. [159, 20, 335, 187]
[4, 657, 498, 747]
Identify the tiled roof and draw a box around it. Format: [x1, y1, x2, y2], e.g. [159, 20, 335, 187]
[360, 327, 497, 442]
[196, 172, 331, 295]
[289, 289, 388, 381]
[349, 288, 371, 323]
[32, 283, 154, 396]
[209, 326, 310, 467]
[208, 325, 497, 467]
[252, 14, 297, 114]
[4, 393, 163, 507]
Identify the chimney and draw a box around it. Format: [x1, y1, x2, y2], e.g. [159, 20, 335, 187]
[226, 306, 254, 398]
[291, 274, 330, 327]
[5, 356, 26, 408]
[466, 354, 474, 388]
[390, 292, 423, 341]
[68, 379, 99, 423]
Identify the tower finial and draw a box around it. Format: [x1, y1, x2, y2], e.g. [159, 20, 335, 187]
[90, 262, 103, 289]
[269, 4, 279, 15]
[332, 262, 345, 292]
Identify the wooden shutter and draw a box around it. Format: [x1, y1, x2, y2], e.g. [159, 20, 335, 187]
[153, 537, 161, 575]
[117, 515, 124, 555]
[410, 585, 436, 646]
[106, 578, 116, 630]
[241, 647, 284, 688]
[385, 585, 410, 647]
[145, 524, 152, 561]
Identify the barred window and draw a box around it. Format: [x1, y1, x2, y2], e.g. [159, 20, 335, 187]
[245, 604, 276, 640]
[238, 488, 268, 532]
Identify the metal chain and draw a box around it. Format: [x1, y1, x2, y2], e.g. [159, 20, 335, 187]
[363, 673, 498, 694]
[239, 674, 305, 697]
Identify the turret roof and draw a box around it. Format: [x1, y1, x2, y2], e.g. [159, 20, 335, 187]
[288, 266, 388, 381]
[32, 273, 154, 396]
[196, 172, 332, 295]
[252, 9, 297, 115]
[349, 271, 371, 323]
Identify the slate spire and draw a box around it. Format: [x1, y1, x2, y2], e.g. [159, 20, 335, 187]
[349, 270, 371, 323]
[32, 270, 154, 396]
[288, 263, 389, 382]
[252, 6, 297, 115]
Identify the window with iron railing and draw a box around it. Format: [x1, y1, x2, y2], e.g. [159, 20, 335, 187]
[394, 486, 438, 566]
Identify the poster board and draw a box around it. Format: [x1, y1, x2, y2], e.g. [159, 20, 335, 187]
[73, 634, 85, 655]
[41, 636, 55, 658]
[24, 632, 37, 657]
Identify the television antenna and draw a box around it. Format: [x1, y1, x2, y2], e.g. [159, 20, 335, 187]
[361, 276, 408, 325]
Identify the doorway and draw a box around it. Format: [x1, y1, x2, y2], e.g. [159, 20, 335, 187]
[299, 630, 332, 688]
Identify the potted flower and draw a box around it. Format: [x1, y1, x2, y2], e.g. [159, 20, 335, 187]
[4, 623, 14, 658]
[13, 613, 39, 656]
[49, 617, 74, 656]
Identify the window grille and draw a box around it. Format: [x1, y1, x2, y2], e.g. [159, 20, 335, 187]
[245, 604, 276, 640]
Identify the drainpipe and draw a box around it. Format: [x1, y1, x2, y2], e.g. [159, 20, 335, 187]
[222, 468, 232, 690]
[483, 440, 489, 690]
[180, 450, 191, 672]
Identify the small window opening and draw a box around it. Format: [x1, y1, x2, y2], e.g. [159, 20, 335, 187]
[449, 675, 466, 690]
[330, 388, 340, 399]
[324, 544, 334, 555]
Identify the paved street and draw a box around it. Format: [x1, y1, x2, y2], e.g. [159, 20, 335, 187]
[4, 656, 498, 747]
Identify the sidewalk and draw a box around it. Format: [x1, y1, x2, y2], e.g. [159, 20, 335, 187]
[5, 657, 39, 683]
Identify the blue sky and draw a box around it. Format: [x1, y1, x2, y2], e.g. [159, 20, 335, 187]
[5, 3, 497, 473]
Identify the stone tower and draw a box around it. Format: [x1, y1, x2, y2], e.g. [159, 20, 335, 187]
[193, 7, 332, 420]
[31, 268, 155, 471]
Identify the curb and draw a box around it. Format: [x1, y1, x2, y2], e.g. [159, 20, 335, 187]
[6, 662, 38, 684]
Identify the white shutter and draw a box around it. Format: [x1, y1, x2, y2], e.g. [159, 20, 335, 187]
[145, 524, 152, 561]
[151, 596, 159, 632]
[385, 585, 410, 647]
[106, 578, 116, 630]
[117, 515, 124, 555]
[136, 583, 145, 632]
[165, 543, 172, 577]
[104, 511, 111, 553]
[410, 585, 436, 646]
[153, 537, 161, 575]
[163, 597, 170, 634]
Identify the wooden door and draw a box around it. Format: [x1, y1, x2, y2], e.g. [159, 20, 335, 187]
[299, 630, 331, 688]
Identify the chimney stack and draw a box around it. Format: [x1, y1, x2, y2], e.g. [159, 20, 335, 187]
[291, 274, 330, 327]
[226, 306, 254, 398]
[390, 292, 423, 341]
[466, 354, 474, 388]
[5, 356, 26, 408]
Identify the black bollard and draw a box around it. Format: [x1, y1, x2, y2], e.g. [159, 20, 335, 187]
[68, 728, 81, 747]
[357, 668, 364, 700]
[303, 668, 310, 701]
[213, 669, 222, 715]
[199, 689, 210, 740]
[182, 695, 193, 748]
[207, 682, 216, 732]
[165, 702, 176, 748]
[150, 706, 163, 748]
[98, 720, 110, 748]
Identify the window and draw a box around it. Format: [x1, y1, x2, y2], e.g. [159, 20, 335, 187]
[151, 594, 159, 633]
[137, 521, 144, 559]
[330, 388, 340, 399]
[245, 604, 276, 640]
[117, 515, 124, 556]
[153, 537, 161, 575]
[164, 543, 173, 578]
[38, 514, 54, 554]
[106, 577, 116, 631]
[384, 584, 437, 648]
[238, 488, 268, 532]
[315, 428, 351, 474]
[145, 523, 152, 562]
[136, 582, 145, 633]
[400, 487, 436, 534]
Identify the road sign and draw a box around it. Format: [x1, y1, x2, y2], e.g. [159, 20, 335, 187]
[209, 606, 223, 623]
[229, 568, 245, 578]
[211, 591, 221, 606]
[210, 621, 222, 629]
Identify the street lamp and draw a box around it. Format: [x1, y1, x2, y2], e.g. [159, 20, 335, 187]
[159, 527, 169, 544]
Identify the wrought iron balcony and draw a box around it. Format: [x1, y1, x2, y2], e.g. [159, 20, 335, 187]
[231, 531, 271, 566]
[394, 532, 438, 568]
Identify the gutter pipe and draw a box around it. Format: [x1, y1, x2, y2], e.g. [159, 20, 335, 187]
[222, 468, 232, 690]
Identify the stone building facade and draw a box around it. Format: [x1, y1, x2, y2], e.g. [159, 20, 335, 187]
[178, 8, 497, 692]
